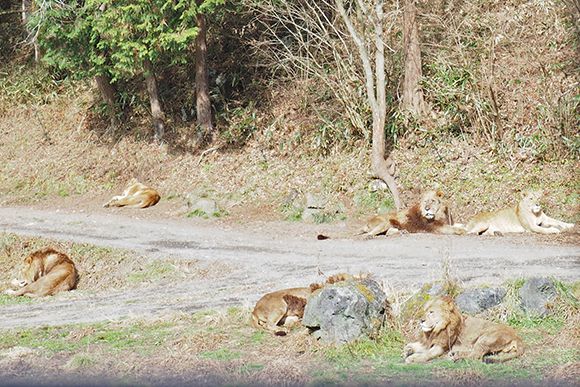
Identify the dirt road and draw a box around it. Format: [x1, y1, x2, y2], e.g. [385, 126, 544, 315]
[0, 206, 578, 329]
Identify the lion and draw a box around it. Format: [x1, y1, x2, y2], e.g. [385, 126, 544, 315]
[103, 179, 160, 209]
[362, 190, 465, 238]
[4, 248, 79, 297]
[251, 273, 363, 335]
[403, 296, 524, 364]
[466, 190, 574, 235]
[251, 286, 317, 336]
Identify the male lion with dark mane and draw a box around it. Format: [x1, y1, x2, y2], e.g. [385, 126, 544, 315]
[4, 247, 79, 297]
[103, 179, 160, 209]
[403, 297, 524, 364]
[362, 190, 465, 238]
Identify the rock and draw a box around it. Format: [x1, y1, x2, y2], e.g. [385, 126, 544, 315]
[301, 207, 321, 222]
[456, 287, 506, 314]
[400, 282, 451, 321]
[368, 179, 388, 192]
[188, 197, 219, 217]
[427, 283, 447, 297]
[283, 189, 301, 207]
[302, 278, 388, 344]
[305, 192, 327, 209]
[519, 277, 557, 316]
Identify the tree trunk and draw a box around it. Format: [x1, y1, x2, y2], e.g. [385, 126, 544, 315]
[335, 0, 402, 209]
[195, 6, 213, 142]
[373, 1, 402, 210]
[22, 0, 40, 63]
[371, 118, 402, 209]
[401, 0, 426, 116]
[143, 58, 165, 142]
[94, 74, 119, 127]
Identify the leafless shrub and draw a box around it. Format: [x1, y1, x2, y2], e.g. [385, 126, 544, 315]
[244, 0, 402, 142]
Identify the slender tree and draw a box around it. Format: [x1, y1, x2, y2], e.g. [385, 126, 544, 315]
[335, 0, 402, 209]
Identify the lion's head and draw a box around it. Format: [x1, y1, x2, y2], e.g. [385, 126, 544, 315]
[520, 190, 543, 215]
[419, 190, 450, 222]
[419, 296, 463, 350]
[18, 254, 43, 286]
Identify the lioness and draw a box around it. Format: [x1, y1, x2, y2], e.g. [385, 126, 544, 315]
[403, 297, 524, 364]
[252, 273, 362, 335]
[103, 179, 160, 209]
[466, 190, 574, 235]
[362, 190, 465, 237]
[251, 286, 317, 336]
[4, 248, 79, 297]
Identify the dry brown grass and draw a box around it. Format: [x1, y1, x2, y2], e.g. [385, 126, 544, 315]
[0, 233, 211, 294]
[0, 2, 578, 231]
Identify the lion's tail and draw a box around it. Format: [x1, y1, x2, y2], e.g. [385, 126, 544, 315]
[484, 338, 525, 364]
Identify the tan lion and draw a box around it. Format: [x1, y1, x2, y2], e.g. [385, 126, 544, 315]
[4, 248, 79, 297]
[466, 190, 574, 235]
[403, 296, 524, 364]
[104, 179, 160, 209]
[362, 190, 465, 238]
[251, 273, 363, 335]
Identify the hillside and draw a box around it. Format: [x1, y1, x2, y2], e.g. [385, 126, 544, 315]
[0, 0, 578, 225]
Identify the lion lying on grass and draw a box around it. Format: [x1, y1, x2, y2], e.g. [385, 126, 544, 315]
[403, 296, 524, 364]
[362, 190, 465, 238]
[103, 179, 160, 209]
[466, 190, 574, 235]
[4, 247, 79, 297]
[251, 273, 362, 335]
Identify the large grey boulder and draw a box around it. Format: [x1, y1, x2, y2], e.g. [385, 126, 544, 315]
[519, 277, 557, 316]
[302, 278, 387, 344]
[456, 287, 506, 314]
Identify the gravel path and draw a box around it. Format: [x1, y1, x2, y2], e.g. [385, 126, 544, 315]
[0, 206, 578, 329]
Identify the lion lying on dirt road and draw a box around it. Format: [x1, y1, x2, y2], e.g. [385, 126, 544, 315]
[103, 179, 160, 209]
[252, 273, 364, 335]
[403, 296, 524, 364]
[4, 247, 79, 297]
[361, 190, 466, 238]
[466, 190, 574, 235]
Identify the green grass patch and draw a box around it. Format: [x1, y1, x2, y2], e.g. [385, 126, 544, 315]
[186, 208, 228, 219]
[65, 353, 98, 369]
[0, 320, 173, 354]
[312, 211, 347, 224]
[323, 330, 405, 365]
[280, 202, 303, 222]
[127, 261, 176, 284]
[0, 294, 35, 306]
[353, 190, 395, 215]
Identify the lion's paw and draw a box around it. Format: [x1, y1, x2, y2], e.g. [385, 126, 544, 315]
[404, 354, 424, 364]
[10, 279, 26, 288]
[402, 344, 414, 359]
[3, 289, 17, 295]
